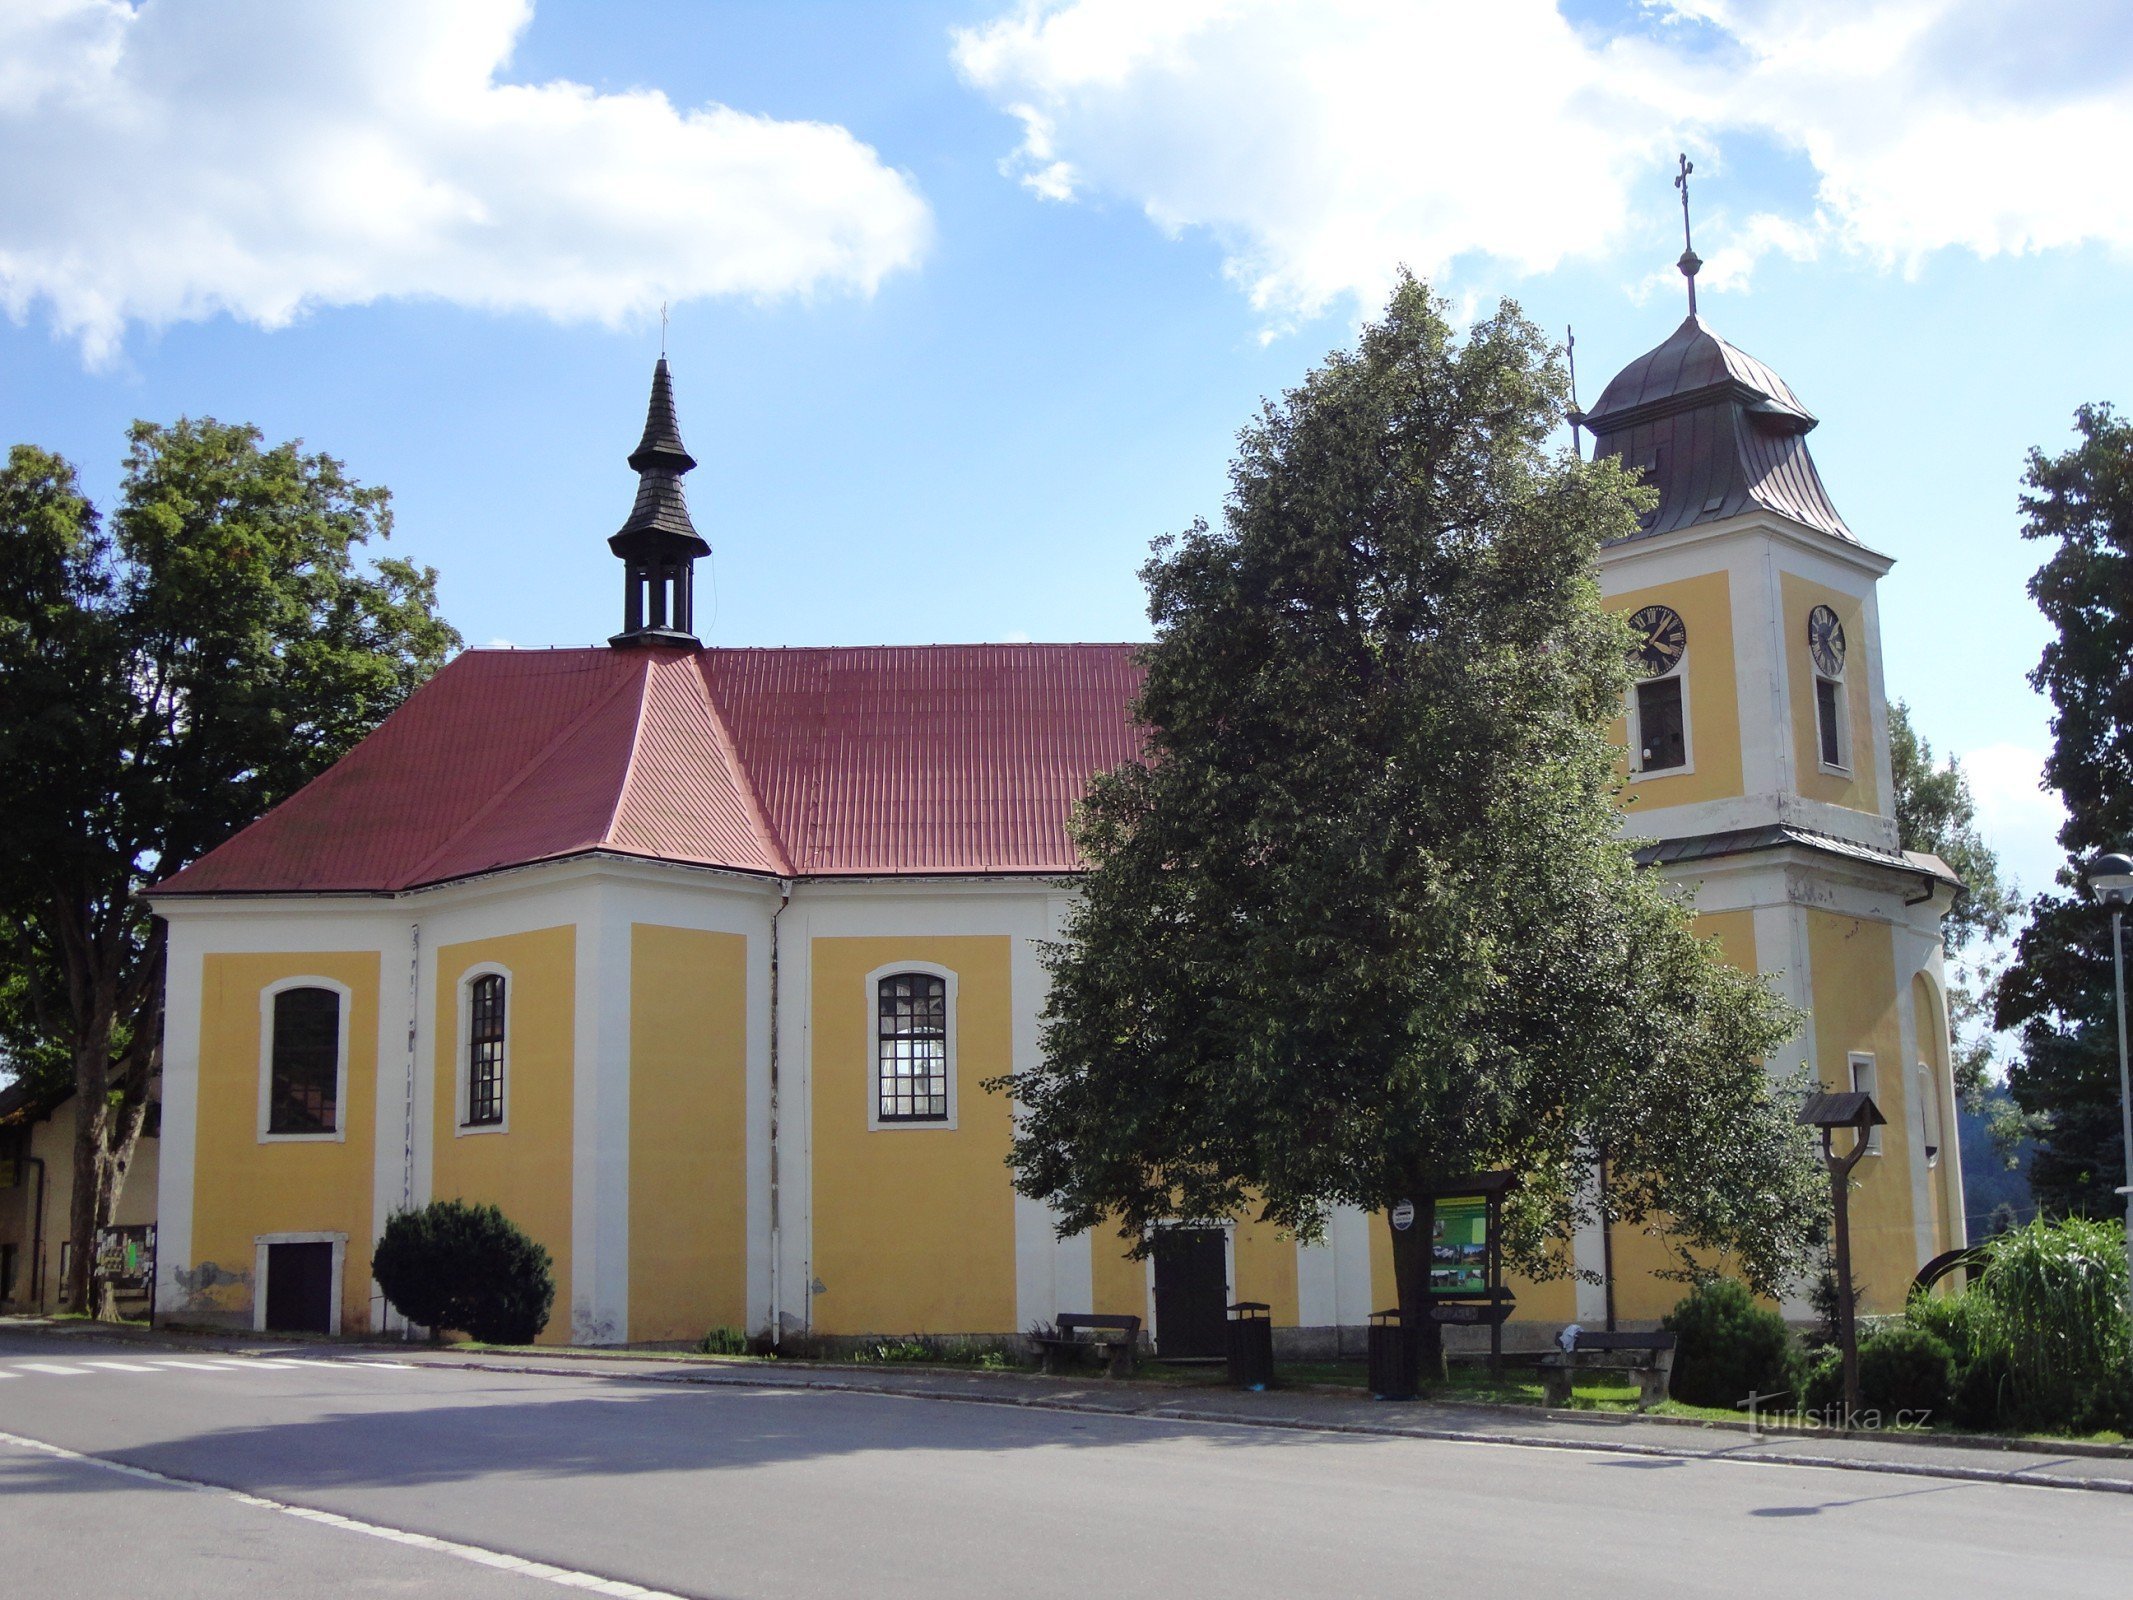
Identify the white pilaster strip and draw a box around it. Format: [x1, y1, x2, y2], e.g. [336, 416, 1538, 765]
[1571, 1160, 1609, 1326]
[1330, 1203, 1375, 1327]
[154, 922, 204, 1321]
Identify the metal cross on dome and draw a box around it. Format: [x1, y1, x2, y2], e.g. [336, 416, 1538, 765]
[1674, 153, 1702, 316]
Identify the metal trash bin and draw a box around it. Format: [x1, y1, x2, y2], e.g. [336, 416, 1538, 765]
[1368, 1308, 1418, 1401]
[1227, 1301, 1274, 1390]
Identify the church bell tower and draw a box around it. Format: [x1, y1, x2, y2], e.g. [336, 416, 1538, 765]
[609, 358, 710, 649]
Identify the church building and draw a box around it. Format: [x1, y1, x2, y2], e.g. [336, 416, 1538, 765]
[150, 267, 1966, 1348]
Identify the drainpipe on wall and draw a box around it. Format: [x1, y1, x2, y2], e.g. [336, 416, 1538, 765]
[767, 879, 792, 1346]
[394, 920, 421, 1339]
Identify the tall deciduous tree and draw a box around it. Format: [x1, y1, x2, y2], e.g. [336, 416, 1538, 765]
[1999, 403, 2133, 1217]
[0, 423, 458, 1315]
[999, 279, 1818, 1370]
[1888, 700, 2015, 1105]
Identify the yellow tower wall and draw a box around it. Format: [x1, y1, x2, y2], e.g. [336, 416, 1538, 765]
[1609, 569, 1744, 808]
[1781, 572, 1879, 813]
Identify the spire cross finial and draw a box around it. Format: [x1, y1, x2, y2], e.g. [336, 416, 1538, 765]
[1673, 153, 1702, 316]
[660, 300, 668, 356]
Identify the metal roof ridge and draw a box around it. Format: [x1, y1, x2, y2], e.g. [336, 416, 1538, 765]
[686, 652, 796, 877]
[598, 657, 661, 852]
[398, 657, 649, 891]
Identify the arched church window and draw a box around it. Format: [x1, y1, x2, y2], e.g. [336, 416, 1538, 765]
[876, 972, 950, 1123]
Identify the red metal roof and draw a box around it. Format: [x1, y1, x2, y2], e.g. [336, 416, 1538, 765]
[153, 643, 1146, 896]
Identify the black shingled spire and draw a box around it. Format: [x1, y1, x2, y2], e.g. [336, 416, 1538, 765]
[609, 357, 710, 649]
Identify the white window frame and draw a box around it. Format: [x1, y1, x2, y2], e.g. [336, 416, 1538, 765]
[1141, 1219, 1238, 1354]
[1848, 1053, 1881, 1155]
[1627, 650, 1694, 781]
[866, 961, 959, 1132]
[1814, 668, 1851, 775]
[256, 977, 352, 1144]
[454, 962, 514, 1137]
[252, 1230, 347, 1334]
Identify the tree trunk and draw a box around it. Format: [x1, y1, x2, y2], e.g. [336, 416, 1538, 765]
[1387, 1184, 1447, 1386]
[64, 1064, 108, 1315]
[91, 1095, 150, 1321]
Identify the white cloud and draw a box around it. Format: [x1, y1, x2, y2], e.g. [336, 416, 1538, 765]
[953, 0, 2133, 325]
[0, 0, 930, 363]
[1959, 742, 2068, 900]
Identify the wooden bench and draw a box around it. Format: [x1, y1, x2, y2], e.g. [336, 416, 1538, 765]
[1539, 1330, 1677, 1409]
[1034, 1313, 1142, 1378]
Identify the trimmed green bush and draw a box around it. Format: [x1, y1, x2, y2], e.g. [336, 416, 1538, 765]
[1799, 1345, 1843, 1414]
[699, 1326, 750, 1356]
[372, 1200, 554, 1345]
[1856, 1325, 1953, 1418]
[1662, 1279, 1798, 1409]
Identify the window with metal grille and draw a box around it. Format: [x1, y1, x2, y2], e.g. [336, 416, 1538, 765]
[876, 972, 949, 1122]
[467, 973, 506, 1127]
[268, 986, 340, 1135]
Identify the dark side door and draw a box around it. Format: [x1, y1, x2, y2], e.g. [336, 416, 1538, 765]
[264, 1241, 334, 1334]
[1152, 1228, 1228, 1358]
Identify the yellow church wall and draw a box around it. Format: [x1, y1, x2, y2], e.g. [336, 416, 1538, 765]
[1806, 909, 1916, 1312]
[1912, 973, 1958, 1258]
[1090, 1221, 1146, 1322]
[809, 935, 1017, 1334]
[1233, 1217, 1300, 1324]
[628, 924, 749, 1342]
[1781, 573, 1878, 812]
[1609, 569, 1744, 809]
[431, 926, 575, 1344]
[193, 951, 379, 1331]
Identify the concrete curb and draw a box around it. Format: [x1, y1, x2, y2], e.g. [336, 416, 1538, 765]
[11, 1320, 2128, 1494]
[433, 1355, 2133, 1498]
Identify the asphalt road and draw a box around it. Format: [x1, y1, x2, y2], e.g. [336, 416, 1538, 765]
[1, 1331, 2128, 1599]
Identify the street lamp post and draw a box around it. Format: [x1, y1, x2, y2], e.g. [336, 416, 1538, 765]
[2085, 850, 2133, 1316]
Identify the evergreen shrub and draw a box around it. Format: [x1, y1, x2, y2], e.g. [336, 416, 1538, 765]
[1856, 1325, 1953, 1417]
[1662, 1279, 1797, 1409]
[372, 1200, 554, 1345]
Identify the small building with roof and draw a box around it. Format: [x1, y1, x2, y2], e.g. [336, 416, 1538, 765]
[148, 267, 1964, 1347]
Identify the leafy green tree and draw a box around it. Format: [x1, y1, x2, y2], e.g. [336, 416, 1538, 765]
[1997, 404, 2133, 1218]
[999, 277, 1819, 1373]
[0, 424, 458, 1315]
[1887, 700, 2017, 1110]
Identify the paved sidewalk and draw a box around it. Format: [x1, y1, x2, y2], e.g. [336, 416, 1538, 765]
[13, 1317, 2131, 1496]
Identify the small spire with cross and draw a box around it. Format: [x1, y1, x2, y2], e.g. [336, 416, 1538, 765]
[660, 300, 668, 357]
[1674, 153, 1702, 316]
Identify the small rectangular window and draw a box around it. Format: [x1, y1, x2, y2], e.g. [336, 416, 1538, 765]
[268, 987, 341, 1136]
[1849, 1054, 1880, 1154]
[1816, 677, 1846, 769]
[1636, 676, 1686, 772]
[467, 973, 506, 1127]
[877, 973, 949, 1123]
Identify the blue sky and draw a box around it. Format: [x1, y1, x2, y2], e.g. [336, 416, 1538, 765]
[4, 0, 2129, 897]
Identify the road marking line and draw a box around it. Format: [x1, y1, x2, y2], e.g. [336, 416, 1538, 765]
[0, 1428, 688, 1600]
[15, 1363, 92, 1376]
[149, 1360, 231, 1371]
[198, 1359, 264, 1369]
[82, 1361, 161, 1372]
[248, 1359, 319, 1369]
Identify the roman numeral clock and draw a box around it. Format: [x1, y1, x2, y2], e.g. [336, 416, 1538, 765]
[1629, 605, 1686, 677]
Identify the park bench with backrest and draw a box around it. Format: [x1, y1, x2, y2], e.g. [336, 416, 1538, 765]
[1539, 1330, 1677, 1409]
[1034, 1313, 1142, 1378]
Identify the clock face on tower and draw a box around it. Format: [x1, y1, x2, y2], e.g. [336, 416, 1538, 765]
[1628, 604, 1687, 678]
[1807, 604, 1847, 676]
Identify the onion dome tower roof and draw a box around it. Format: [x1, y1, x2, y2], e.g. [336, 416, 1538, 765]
[1583, 313, 1852, 545]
